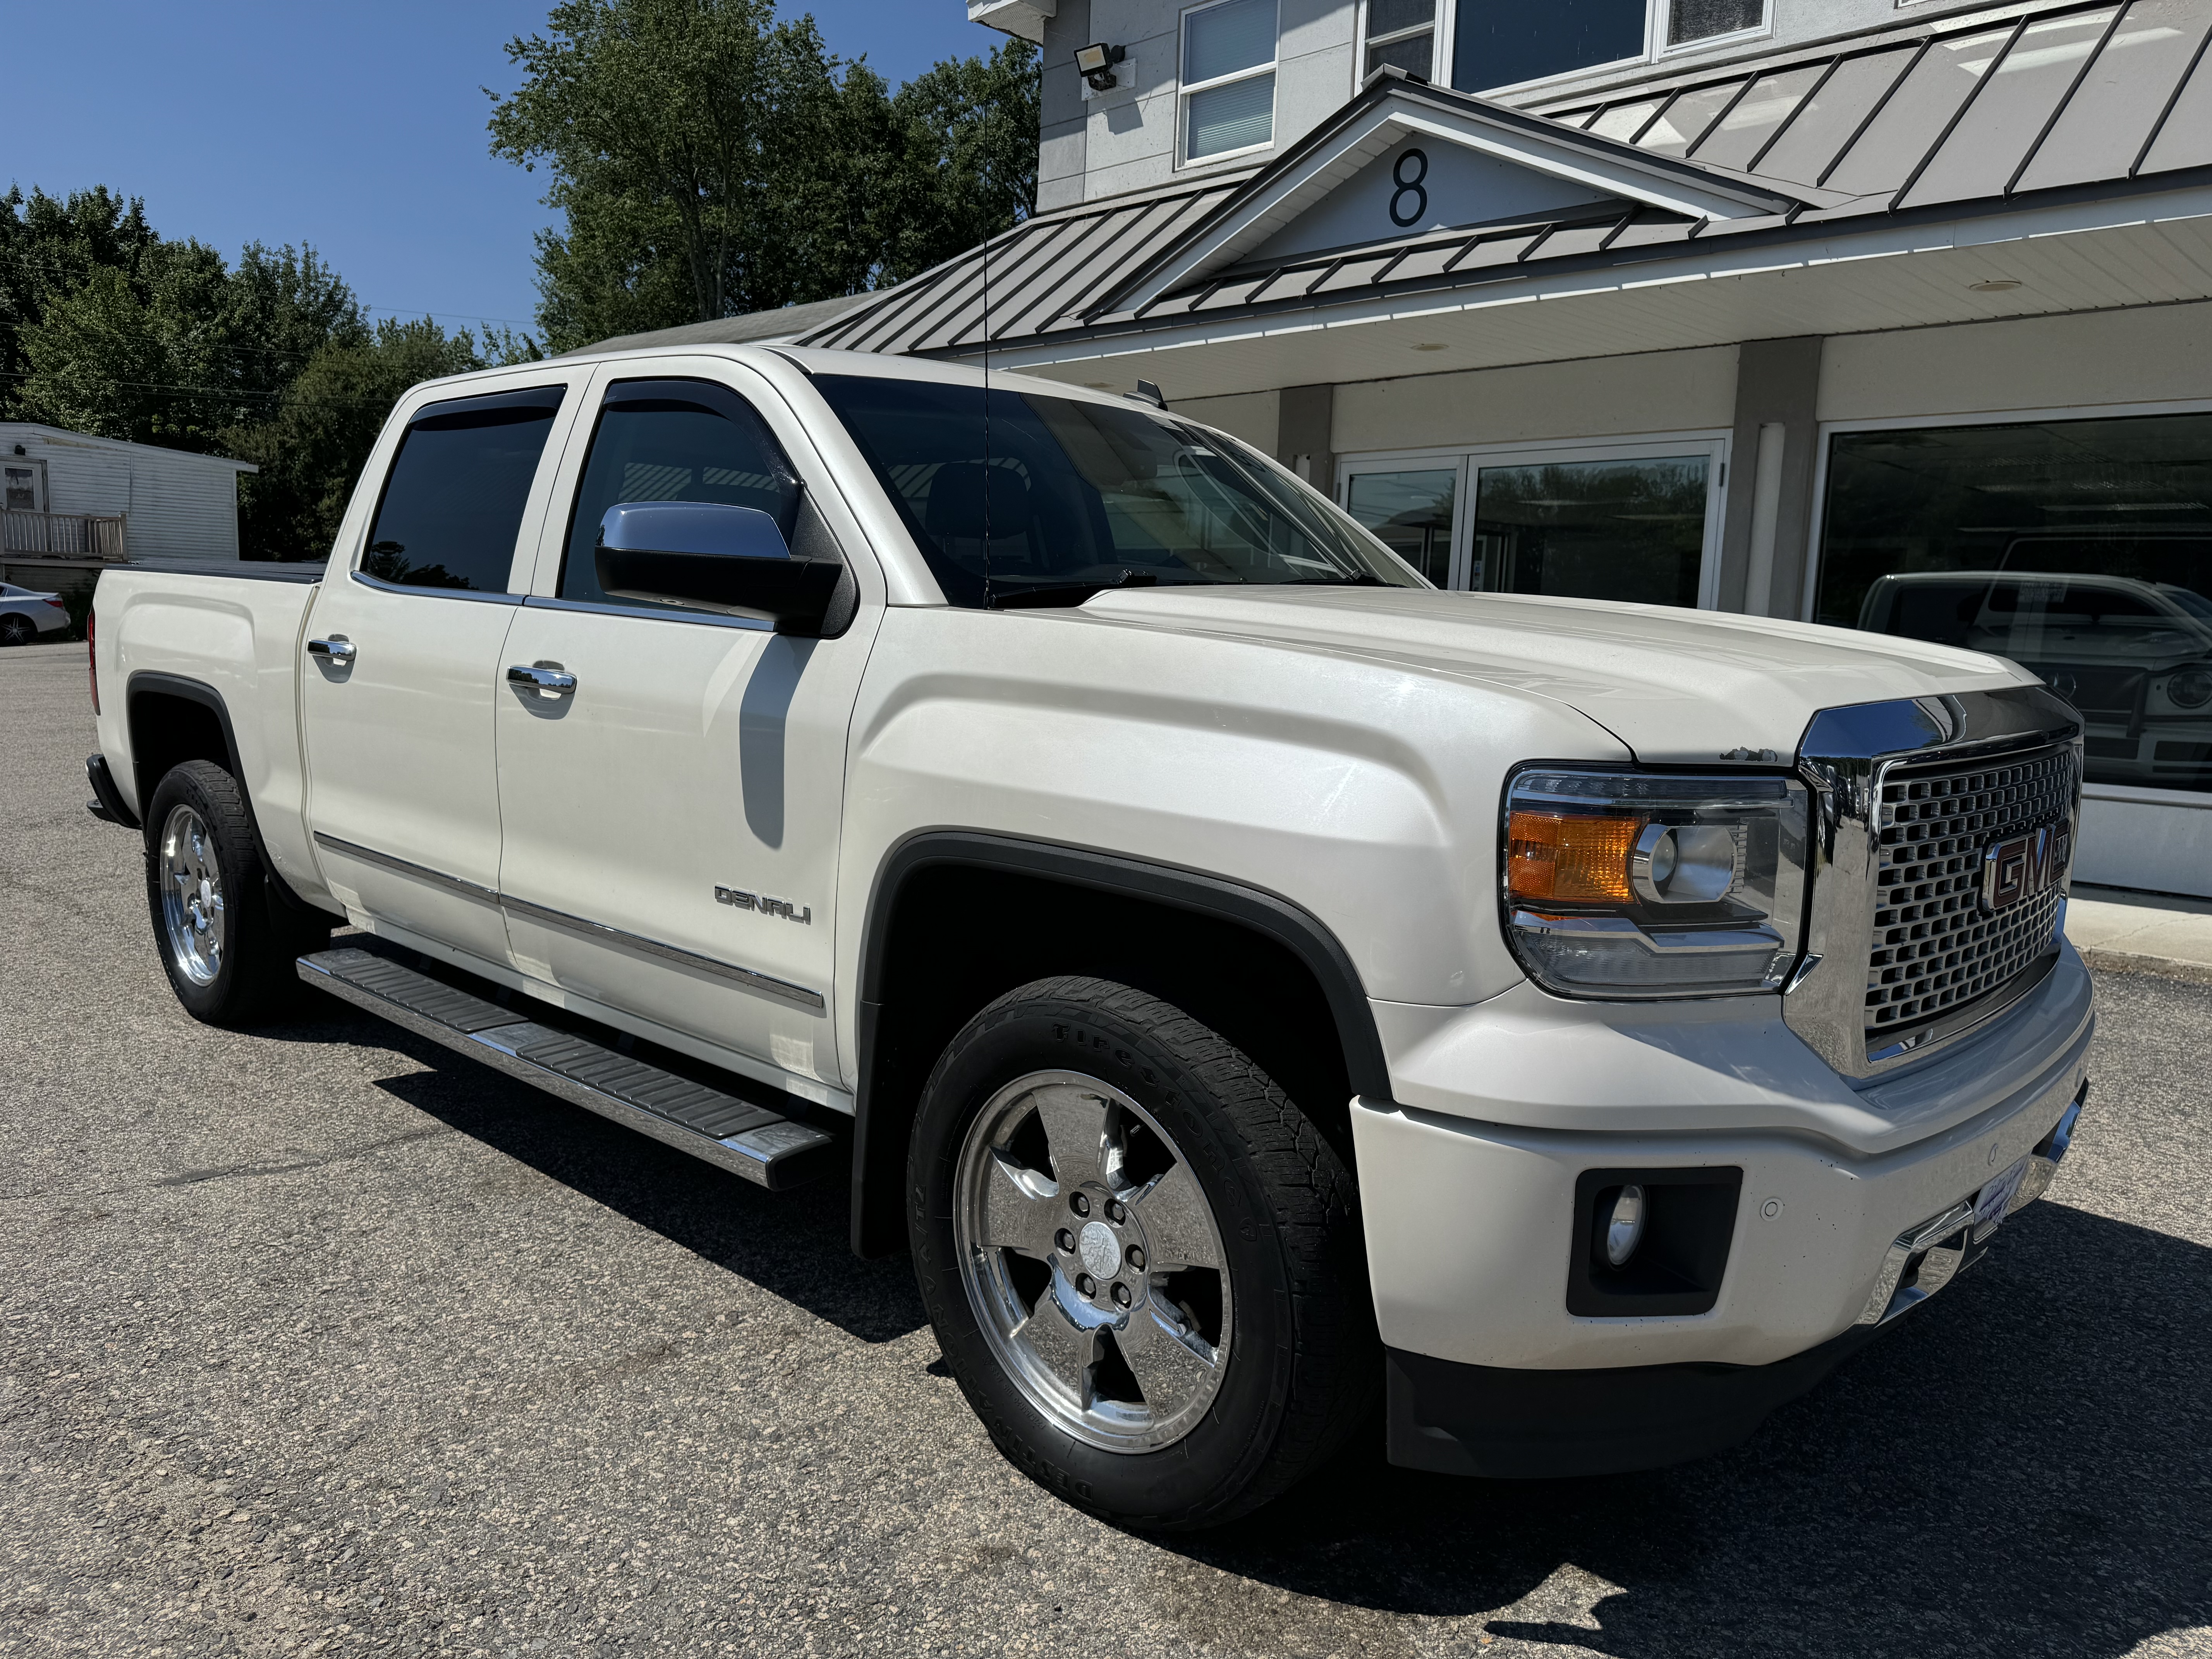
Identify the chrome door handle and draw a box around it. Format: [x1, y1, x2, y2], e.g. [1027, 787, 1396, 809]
[508, 662, 577, 699]
[307, 636, 356, 665]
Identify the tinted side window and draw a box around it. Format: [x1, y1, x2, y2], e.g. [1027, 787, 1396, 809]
[363, 386, 565, 592]
[560, 379, 802, 608]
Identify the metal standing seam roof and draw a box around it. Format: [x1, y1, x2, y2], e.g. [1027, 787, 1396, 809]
[799, 175, 1251, 359]
[792, 0, 2212, 359]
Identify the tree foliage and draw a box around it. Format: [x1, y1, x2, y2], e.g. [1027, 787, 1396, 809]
[4, 4, 1042, 565]
[1, 186, 366, 451]
[489, 0, 1039, 352]
[0, 186, 532, 560]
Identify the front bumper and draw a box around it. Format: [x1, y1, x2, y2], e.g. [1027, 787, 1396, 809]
[1355, 948, 2094, 1372]
[1381, 1090, 2085, 1477]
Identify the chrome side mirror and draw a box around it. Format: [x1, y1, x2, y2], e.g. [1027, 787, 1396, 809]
[595, 501, 842, 634]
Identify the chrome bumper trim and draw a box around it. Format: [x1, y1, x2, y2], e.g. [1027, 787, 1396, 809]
[1853, 1081, 2088, 1327]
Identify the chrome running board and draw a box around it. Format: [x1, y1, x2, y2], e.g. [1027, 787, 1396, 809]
[297, 947, 836, 1190]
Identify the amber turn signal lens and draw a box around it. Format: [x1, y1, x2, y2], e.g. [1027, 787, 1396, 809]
[1507, 810, 1643, 903]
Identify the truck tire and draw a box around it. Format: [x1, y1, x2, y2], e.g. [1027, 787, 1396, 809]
[908, 975, 1376, 1529]
[143, 760, 330, 1026]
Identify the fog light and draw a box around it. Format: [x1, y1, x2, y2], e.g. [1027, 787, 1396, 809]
[1605, 1185, 1646, 1267]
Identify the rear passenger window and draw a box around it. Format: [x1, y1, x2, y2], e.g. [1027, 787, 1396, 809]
[362, 386, 565, 592]
[560, 378, 802, 608]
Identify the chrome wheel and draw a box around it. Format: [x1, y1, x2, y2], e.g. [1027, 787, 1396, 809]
[953, 1069, 1231, 1453]
[159, 804, 226, 987]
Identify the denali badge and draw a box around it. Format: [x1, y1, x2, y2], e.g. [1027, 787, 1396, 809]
[1982, 824, 2065, 913]
[716, 885, 812, 924]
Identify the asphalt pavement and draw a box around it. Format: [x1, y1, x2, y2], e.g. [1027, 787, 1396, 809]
[3, 637, 2207, 1658]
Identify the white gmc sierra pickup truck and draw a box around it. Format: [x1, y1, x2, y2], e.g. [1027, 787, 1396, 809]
[86, 345, 2094, 1529]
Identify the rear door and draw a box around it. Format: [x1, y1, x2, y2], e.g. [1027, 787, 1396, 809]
[303, 377, 583, 965]
[493, 358, 883, 1098]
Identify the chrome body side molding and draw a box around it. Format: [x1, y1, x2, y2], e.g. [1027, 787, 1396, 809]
[499, 893, 826, 1010]
[310, 830, 824, 1012]
[312, 830, 500, 905]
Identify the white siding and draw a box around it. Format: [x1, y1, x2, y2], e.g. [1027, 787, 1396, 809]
[0, 423, 251, 562]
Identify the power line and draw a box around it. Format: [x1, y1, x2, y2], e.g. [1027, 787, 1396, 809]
[363, 304, 537, 328]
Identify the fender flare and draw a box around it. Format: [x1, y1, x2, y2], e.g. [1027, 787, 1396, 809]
[126, 671, 248, 805]
[125, 670, 329, 923]
[848, 830, 1393, 1256]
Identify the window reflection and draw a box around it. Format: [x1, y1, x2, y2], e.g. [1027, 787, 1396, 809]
[1821, 413, 2212, 795]
[1472, 455, 1707, 606]
[1345, 468, 1456, 586]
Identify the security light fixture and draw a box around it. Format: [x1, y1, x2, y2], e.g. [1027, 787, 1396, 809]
[1076, 41, 1125, 92]
[1970, 278, 2023, 292]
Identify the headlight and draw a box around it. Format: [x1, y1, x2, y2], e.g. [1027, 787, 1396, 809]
[1502, 769, 1808, 999]
[2167, 666, 2212, 709]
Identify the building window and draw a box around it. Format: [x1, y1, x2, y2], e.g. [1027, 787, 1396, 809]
[1448, 0, 1766, 94]
[1182, 0, 1278, 162]
[1340, 434, 1728, 606]
[1346, 466, 1456, 584]
[1666, 0, 1764, 46]
[1818, 411, 2212, 798]
[1363, 0, 1439, 80]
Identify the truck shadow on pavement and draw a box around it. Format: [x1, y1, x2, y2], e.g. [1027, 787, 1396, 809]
[294, 1005, 2206, 1655]
[1175, 1201, 2212, 1656]
[316, 1013, 932, 1347]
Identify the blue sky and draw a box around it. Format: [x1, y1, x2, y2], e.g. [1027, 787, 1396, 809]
[5, 2, 994, 340]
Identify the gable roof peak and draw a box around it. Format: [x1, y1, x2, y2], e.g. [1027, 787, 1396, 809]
[1113, 69, 1817, 316]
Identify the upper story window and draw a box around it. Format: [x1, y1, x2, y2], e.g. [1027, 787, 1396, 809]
[1376, 0, 1767, 97]
[1182, 0, 1279, 162]
[1364, 0, 1439, 78]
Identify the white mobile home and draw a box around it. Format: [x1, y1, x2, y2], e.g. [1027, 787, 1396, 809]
[2, 423, 256, 565]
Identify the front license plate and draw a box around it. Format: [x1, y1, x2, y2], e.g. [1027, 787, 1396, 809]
[1972, 1155, 2032, 1242]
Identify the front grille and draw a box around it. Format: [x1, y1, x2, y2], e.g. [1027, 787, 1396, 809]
[1865, 744, 2075, 1036]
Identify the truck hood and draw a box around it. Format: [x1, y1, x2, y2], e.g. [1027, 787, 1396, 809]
[1079, 585, 2037, 763]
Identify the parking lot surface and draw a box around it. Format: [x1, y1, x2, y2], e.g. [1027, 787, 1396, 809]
[3, 637, 2208, 1658]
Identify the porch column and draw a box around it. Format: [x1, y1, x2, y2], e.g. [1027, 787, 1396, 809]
[1278, 383, 1336, 501]
[1718, 337, 1823, 618]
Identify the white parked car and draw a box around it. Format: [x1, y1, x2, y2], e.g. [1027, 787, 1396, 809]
[0, 580, 70, 645]
[84, 347, 2094, 1528]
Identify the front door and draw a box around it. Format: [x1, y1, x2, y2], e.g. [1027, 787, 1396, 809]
[3, 457, 46, 513]
[493, 362, 878, 1097]
[303, 380, 576, 966]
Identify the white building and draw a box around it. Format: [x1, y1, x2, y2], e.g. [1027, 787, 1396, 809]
[2, 423, 255, 565]
[604, 0, 2212, 898]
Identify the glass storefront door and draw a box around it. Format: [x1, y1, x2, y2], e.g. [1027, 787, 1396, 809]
[1344, 466, 1459, 587]
[1817, 410, 2212, 896]
[1471, 451, 1714, 606]
[1342, 438, 1726, 605]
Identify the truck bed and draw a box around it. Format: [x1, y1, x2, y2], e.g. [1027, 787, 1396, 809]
[91, 561, 330, 912]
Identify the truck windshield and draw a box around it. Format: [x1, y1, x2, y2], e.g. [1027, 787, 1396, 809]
[815, 374, 1422, 608]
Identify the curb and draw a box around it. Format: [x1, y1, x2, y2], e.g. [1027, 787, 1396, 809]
[2077, 946, 2212, 988]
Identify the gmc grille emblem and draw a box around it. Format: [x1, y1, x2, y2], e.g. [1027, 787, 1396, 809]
[1982, 824, 2066, 913]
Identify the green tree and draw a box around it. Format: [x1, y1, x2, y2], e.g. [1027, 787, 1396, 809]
[2, 185, 372, 450]
[489, 0, 1038, 352]
[879, 38, 1039, 285]
[13, 265, 173, 442]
